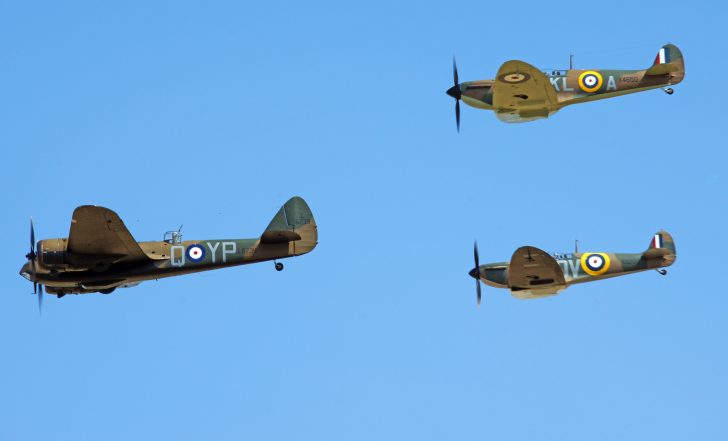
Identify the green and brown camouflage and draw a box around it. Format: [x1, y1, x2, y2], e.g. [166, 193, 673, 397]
[447, 44, 685, 124]
[19, 197, 318, 300]
[468, 231, 676, 302]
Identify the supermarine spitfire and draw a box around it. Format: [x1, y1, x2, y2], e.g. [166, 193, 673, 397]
[469, 231, 676, 304]
[19, 197, 318, 310]
[447, 44, 685, 126]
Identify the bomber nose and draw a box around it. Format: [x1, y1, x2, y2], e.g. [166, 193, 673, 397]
[19, 263, 31, 280]
[446, 84, 462, 99]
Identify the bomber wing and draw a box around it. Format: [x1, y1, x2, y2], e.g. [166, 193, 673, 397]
[493, 60, 558, 120]
[508, 246, 566, 291]
[67, 206, 149, 265]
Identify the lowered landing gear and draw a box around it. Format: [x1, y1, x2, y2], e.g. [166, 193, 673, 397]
[656, 269, 667, 276]
[274, 261, 284, 272]
[663, 88, 674, 95]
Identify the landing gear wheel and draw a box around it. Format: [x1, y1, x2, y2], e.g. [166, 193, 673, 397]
[663, 87, 674, 95]
[275, 262, 284, 272]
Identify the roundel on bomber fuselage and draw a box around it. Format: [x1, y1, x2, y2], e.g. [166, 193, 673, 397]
[580, 253, 611, 276]
[186, 244, 206, 262]
[578, 71, 603, 93]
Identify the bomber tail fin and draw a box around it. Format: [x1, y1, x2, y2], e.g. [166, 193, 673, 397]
[645, 44, 685, 84]
[261, 196, 318, 256]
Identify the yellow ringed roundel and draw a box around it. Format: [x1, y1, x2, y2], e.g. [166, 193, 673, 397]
[580, 253, 611, 276]
[578, 70, 603, 93]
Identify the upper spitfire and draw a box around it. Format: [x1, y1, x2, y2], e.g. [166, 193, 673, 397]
[19, 196, 318, 310]
[446, 44, 685, 126]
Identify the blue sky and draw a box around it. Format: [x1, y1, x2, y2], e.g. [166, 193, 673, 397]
[1, 1, 726, 440]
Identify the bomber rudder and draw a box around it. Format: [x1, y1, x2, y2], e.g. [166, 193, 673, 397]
[262, 196, 318, 256]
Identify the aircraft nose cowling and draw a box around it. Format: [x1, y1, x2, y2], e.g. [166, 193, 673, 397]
[19, 262, 31, 280]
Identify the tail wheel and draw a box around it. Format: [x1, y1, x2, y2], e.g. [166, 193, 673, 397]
[275, 262, 284, 272]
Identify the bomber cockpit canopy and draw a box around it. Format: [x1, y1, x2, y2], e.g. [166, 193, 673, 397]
[164, 227, 183, 244]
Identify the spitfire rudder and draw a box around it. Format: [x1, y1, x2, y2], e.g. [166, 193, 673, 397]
[642, 230, 677, 267]
[646, 230, 676, 253]
[645, 44, 685, 83]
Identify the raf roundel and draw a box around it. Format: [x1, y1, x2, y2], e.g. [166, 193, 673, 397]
[578, 70, 603, 93]
[497, 72, 531, 84]
[186, 244, 206, 262]
[580, 252, 611, 276]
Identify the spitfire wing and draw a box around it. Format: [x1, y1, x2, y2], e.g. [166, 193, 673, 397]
[67, 206, 148, 264]
[508, 246, 566, 290]
[493, 60, 558, 116]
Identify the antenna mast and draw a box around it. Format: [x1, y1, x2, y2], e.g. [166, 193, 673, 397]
[569, 53, 573, 70]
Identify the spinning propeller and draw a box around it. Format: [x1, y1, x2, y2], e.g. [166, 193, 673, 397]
[446, 58, 462, 131]
[473, 241, 482, 307]
[25, 219, 43, 313]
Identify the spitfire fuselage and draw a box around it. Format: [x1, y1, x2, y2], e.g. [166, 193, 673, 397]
[470, 231, 677, 300]
[478, 251, 674, 288]
[460, 68, 681, 116]
[449, 44, 685, 124]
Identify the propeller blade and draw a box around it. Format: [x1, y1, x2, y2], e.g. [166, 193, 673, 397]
[38, 284, 43, 314]
[453, 57, 459, 86]
[477, 279, 481, 307]
[447, 57, 463, 132]
[474, 241, 482, 307]
[29, 218, 38, 291]
[474, 241, 480, 269]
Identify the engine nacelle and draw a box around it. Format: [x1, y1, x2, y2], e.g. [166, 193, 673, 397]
[38, 238, 70, 268]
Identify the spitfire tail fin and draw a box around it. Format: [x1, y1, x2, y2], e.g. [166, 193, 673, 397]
[261, 196, 318, 256]
[647, 230, 675, 253]
[645, 44, 685, 84]
[643, 230, 677, 267]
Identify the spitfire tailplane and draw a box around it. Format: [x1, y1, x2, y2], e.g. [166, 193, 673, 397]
[645, 44, 685, 84]
[261, 196, 318, 256]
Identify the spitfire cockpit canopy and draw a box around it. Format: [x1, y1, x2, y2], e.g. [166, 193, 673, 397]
[542, 69, 568, 76]
[551, 252, 575, 260]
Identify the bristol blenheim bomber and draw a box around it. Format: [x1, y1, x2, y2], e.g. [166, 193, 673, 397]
[446, 44, 685, 126]
[19, 196, 318, 308]
[469, 231, 676, 304]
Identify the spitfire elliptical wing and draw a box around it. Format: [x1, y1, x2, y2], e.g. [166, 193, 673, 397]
[67, 206, 149, 264]
[492, 60, 558, 121]
[507, 246, 566, 291]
